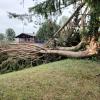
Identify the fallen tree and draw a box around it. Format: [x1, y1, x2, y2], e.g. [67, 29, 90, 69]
[39, 50, 96, 58]
[56, 41, 85, 51]
[0, 37, 99, 58]
[0, 0, 99, 75]
[6, 0, 100, 59]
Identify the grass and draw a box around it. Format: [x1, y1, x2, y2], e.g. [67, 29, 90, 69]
[0, 59, 100, 100]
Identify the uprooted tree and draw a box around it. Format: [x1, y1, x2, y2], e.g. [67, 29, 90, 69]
[4, 0, 100, 58]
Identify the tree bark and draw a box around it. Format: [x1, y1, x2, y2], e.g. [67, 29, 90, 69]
[56, 41, 85, 51]
[40, 37, 99, 58]
[39, 49, 96, 58]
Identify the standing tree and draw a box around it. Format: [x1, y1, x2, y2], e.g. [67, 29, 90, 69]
[36, 20, 59, 42]
[0, 33, 5, 41]
[6, 28, 15, 41]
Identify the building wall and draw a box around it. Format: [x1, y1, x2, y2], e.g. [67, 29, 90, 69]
[18, 38, 34, 43]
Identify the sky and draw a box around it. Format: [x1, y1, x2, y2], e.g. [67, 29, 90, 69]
[0, 0, 37, 35]
[0, 0, 73, 35]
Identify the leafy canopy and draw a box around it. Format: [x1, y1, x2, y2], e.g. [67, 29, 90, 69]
[29, 0, 79, 18]
[29, 0, 100, 19]
[0, 33, 5, 41]
[6, 28, 16, 41]
[36, 20, 59, 42]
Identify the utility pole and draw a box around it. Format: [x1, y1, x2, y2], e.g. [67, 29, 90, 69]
[22, 20, 24, 33]
[22, 0, 24, 33]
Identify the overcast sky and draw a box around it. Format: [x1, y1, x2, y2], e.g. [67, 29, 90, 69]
[0, 0, 73, 35]
[0, 0, 37, 35]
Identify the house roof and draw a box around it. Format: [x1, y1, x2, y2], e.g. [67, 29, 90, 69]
[15, 33, 35, 38]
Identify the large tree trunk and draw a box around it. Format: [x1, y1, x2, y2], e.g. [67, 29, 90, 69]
[56, 41, 85, 51]
[39, 37, 99, 58]
[39, 49, 96, 58]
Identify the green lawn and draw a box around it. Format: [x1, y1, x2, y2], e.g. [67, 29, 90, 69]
[0, 59, 100, 100]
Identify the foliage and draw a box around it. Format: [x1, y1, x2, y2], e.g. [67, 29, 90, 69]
[0, 52, 63, 74]
[0, 54, 43, 74]
[58, 15, 68, 27]
[84, 0, 100, 37]
[57, 30, 80, 46]
[0, 33, 5, 41]
[30, 0, 100, 38]
[84, 0, 100, 11]
[29, 0, 79, 18]
[0, 52, 8, 64]
[0, 57, 33, 74]
[36, 20, 59, 42]
[6, 28, 16, 41]
[9, 0, 100, 40]
[29, 0, 100, 16]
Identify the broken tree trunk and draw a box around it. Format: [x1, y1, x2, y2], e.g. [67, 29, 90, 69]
[39, 49, 96, 58]
[0, 35, 99, 59]
[0, 47, 97, 58]
[0, 41, 99, 58]
[56, 41, 85, 51]
[40, 36, 99, 58]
